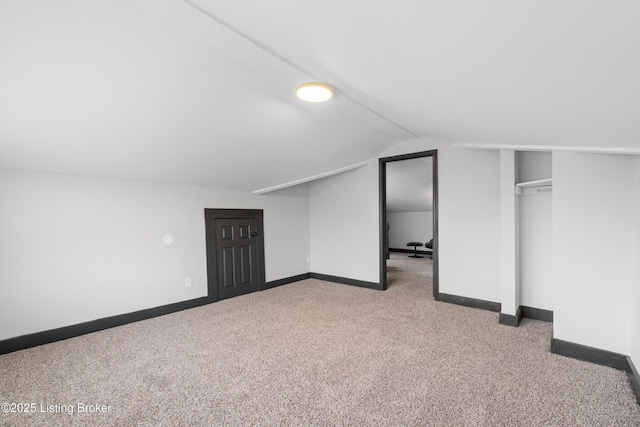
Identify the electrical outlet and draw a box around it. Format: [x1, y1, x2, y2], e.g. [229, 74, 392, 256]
[184, 276, 192, 288]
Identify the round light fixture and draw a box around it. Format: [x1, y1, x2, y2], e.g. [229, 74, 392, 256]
[296, 82, 333, 103]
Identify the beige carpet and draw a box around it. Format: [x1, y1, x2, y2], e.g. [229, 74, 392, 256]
[1, 253, 639, 426]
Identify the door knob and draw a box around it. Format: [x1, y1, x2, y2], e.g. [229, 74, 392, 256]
[251, 232, 258, 237]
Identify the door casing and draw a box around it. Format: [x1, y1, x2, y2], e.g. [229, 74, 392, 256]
[379, 150, 439, 298]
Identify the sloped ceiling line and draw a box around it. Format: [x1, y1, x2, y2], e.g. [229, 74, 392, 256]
[2, 1, 639, 192]
[181, 0, 418, 142]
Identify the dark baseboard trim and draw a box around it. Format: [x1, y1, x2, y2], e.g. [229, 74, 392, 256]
[627, 356, 640, 405]
[389, 248, 433, 255]
[0, 271, 316, 356]
[0, 296, 212, 355]
[499, 306, 523, 327]
[310, 273, 381, 290]
[437, 293, 501, 312]
[552, 338, 640, 405]
[521, 306, 553, 323]
[263, 273, 311, 290]
[550, 338, 629, 371]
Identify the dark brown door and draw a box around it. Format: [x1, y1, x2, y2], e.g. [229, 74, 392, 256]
[216, 218, 259, 300]
[205, 209, 265, 302]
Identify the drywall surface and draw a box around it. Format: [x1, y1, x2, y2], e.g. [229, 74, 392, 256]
[518, 151, 552, 182]
[552, 152, 635, 355]
[309, 139, 501, 298]
[518, 151, 553, 311]
[384, 140, 501, 301]
[387, 211, 433, 249]
[0, 170, 310, 340]
[384, 139, 501, 301]
[631, 158, 640, 369]
[500, 150, 519, 316]
[309, 163, 380, 283]
[519, 192, 553, 310]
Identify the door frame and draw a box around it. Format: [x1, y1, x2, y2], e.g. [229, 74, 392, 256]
[379, 150, 439, 298]
[204, 208, 266, 302]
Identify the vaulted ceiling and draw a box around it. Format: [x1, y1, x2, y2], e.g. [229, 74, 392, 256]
[1, 1, 639, 192]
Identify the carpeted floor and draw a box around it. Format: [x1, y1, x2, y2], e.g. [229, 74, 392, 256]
[1, 253, 639, 426]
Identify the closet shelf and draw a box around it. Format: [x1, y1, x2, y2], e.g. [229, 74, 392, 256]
[515, 178, 552, 195]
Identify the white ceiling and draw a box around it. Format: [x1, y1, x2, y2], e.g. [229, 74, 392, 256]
[1, 1, 639, 192]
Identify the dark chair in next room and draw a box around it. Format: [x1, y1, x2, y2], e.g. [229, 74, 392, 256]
[425, 238, 434, 259]
[406, 241, 424, 258]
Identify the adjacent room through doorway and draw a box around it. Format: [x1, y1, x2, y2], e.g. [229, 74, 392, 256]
[379, 151, 438, 297]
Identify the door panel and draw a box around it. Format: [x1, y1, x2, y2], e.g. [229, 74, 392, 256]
[221, 247, 235, 289]
[221, 225, 234, 240]
[239, 245, 252, 285]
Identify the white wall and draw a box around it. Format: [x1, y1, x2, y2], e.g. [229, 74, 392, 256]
[518, 151, 552, 183]
[387, 211, 432, 249]
[630, 158, 640, 369]
[0, 170, 310, 340]
[308, 143, 640, 360]
[519, 192, 552, 310]
[427, 141, 501, 302]
[7, 148, 640, 364]
[552, 152, 635, 355]
[309, 138, 502, 302]
[500, 150, 520, 316]
[518, 151, 553, 311]
[309, 164, 380, 283]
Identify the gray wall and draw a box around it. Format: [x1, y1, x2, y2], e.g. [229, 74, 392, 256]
[387, 211, 433, 249]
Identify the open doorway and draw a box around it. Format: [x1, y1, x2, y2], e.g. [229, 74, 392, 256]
[379, 151, 438, 298]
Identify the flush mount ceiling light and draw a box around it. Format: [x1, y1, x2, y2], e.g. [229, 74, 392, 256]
[296, 82, 333, 102]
